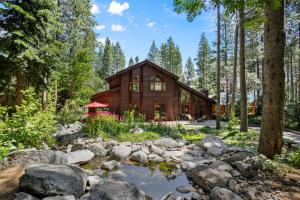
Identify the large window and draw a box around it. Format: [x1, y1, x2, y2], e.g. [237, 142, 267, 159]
[150, 75, 166, 91]
[130, 76, 140, 92]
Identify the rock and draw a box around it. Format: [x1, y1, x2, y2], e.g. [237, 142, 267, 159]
[110, 146, 132, 160]
[199, 135, 227, 156]
[154, 138, 178, 148]
[160, 192, 176, 200]
[101, 160, 121, 170]
[235, 161, 255, 178]
[192, 168, 232, 191]
[231, 170, 241, 177]
[0, 150, 67, 170]
[110, 171, 127, 180]
[130, 127, 144, 134]
[53, 123, 83, 142]
[131, 145, 142, 152]
[80, 180, 146, 200]
[88, 143, 107, 157]
[20, 164, 87, 198]
[246, 187, 256, 200]
[166, 150, 184, 160]
[87, 176, 102, 186]
[209, 187, 243, 200]
[181, 161, 196, 171]
[14, 192, 39, 200]
[67, 150, 95, 164]
[223, 152, 253, 164]
[42, 195, 75, 200]
[227, 179, 237, 191]
[141, 147, 150, 155]
[209, 161, 233, 172]
[71, 143, 84, 151]
[130, 151, 147, 164]
[120, 142, 132, 146]
[191, 193, 202, 200]
[145, 141, 153, 146]
[176, 186, 191, 193]
[150, 145, 164, 155]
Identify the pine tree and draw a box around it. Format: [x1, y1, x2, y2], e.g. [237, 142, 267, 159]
[95, 44, 104, 77]
[184, 57, 196, 88]
[101, 38, 114, 78]
[160, 37, 183, 77]
[195, 33, 211, 91]
[128, 57, 134, 67]
[113, 42, 126, 73]
[0, 0, 62, 106]
[135, 56, 140, 63]
[147, 40, 160, 64]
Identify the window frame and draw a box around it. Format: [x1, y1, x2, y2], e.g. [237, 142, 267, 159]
[150, 75, 166, 91]
[130, 76, 140, 93]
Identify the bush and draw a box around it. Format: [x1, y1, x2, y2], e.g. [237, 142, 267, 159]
[86, 114, 128, 137]
[0, 88, 56, 159]
[284, 149, 300, 168]
[117, 132, 160, 142]
[57, 99, 84, 125]
[179, 132, 206, 143]
[142, 122, 179, 138]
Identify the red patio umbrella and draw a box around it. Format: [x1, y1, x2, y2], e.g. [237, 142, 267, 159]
[84, 101, 108, 108]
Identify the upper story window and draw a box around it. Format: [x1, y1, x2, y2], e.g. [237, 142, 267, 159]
[130, 76, 140, 92]
[150, 75, 166, 91]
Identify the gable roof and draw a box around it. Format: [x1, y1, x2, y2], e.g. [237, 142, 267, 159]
[106, 60, 179, 81]
[176, 81, 215, 103]
[105, 59, 215, 104]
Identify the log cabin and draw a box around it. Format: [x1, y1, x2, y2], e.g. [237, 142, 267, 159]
[91, 60, 215, 121]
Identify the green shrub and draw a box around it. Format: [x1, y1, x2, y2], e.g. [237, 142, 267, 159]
[284, 149, 300, 168]
[142, 122, 179, 138]
[0, 88, 56, 159]
[228, 113, 240, 129]
[86, 115, 128, 137]
[117, 132, 160, 142]
[179, 132, 206, 143]
[57, 99, 84, 125]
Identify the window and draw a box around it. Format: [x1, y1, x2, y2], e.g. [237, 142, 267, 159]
[154, 104, 167, 121]
[150, 75, 166, 91]
[130, 76, 140, 92]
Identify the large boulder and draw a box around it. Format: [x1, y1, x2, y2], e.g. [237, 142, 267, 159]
[67, 150, 95, 164]
[209, 187, 243, 200]
[0, 150, 67, 170]
[130, 151, 147, 164]
[80, 180, 146, 200]
[154, 138, 178, 148]
[209, 161, 233, 172]
[192, 168, 232, 191]
[19, 164, 87, 198]
[150, 145, 164, 155]
[88, 143, 107, 157]
[199, 135, 227, 156]
[53, 123, 84, 143]
[110, 146, 132, 160]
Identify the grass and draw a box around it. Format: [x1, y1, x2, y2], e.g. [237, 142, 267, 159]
[178, 132, 206, 143]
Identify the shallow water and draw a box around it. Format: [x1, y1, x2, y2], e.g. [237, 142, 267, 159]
[119, 164, 193, 199]
[82, 158, 194, 199]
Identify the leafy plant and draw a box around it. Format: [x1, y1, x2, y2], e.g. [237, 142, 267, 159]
[283, 149, 300, 168]
[57, 99, 84, 125]
[0, 88, 56, 159]
[179, 132, 206, 143]
[117, 132, 160, 142]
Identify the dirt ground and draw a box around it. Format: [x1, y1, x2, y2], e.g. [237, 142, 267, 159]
[0, 167, 24, 200]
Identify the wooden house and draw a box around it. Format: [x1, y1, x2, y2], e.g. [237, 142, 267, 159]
[91, 60, 215, 121]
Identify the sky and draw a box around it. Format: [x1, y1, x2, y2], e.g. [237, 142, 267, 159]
[92, 0, 217, 65]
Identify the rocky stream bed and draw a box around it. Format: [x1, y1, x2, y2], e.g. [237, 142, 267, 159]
[0, 123, 299, 200]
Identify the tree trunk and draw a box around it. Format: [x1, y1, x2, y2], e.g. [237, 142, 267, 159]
[239, 3, 248, 132]
[256, 57, 260, 99]
[15, 67, 25, 106]
[54, 80, 58, 112]
[231, 21, 238, 116]
[290, 50, 294, 102]
[298, 22, 300, 127]
[224, 18, 229, 119]
[258, 0, 285, 159]
[216, 1, 221, 129]
[41, 77, 47, 111]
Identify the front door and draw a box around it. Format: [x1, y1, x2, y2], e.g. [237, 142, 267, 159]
[154, 104, 167, 121]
